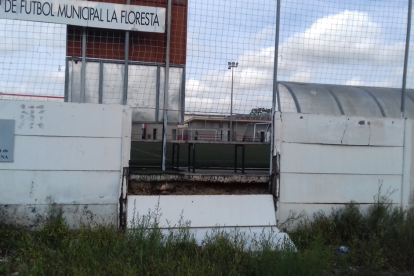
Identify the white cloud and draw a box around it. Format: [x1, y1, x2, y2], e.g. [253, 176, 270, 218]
[278, 10, 406, 80]
[251, 25, 275, 44]
[345, 76, 364, 86]
[186, 10, 413, 114]
[0, 20, 66, 54]
[185, 79, 211, 97]
[288, 71, 312, 83]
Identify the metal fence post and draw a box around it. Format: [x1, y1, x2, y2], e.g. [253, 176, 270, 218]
[270, 0, 281, 174]
[123, 0, 130, 106]
[99, 61, 103, 104]
[401, 0, 412, 118]
[162, 0, 172, 171]
[181, 66, 186, 124]
[156, 65, 160, 122]
[81, 27, 86, 103]
[64, 58, 69, 102]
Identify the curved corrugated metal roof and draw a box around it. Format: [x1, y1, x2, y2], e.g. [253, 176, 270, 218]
[277, 82, 414, 118]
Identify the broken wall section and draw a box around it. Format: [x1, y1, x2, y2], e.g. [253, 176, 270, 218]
[128, 173, 270, 195]
[0, 100, 131, 229]
[274, 112, 414, 225]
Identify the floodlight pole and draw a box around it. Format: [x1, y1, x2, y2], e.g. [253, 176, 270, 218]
[231, 67, 234, 142]
[228, 62, 238, 141]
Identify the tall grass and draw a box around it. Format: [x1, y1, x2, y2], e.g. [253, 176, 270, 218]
[0, 190, 413, 275]
[288, 189, 414, 274]
[0, 206, 330, 276]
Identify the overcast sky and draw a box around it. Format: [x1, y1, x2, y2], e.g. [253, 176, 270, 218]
[0, 0, 413, 115]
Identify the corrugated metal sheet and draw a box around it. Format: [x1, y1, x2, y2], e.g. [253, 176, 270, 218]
[278, 82, 414, 119]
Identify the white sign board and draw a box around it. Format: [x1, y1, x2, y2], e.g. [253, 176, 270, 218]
[0, 0, 165, 32]
[0, 120, 15, 162]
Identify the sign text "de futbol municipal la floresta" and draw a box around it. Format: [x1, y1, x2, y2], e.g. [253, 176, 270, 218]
[0, 0, 166, 32]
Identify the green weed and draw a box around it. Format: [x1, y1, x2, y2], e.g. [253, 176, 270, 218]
[288, 186, 414, 274]
[0, 203, 330, 276]
[1, 186, 413, 275]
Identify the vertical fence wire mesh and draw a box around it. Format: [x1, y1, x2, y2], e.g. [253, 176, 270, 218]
[0, 20, 66, 101]
[410, 3, 414, 90]
[405, 2, 414, 115]
[1, 0, 414, 138]
[277, 0, 411, 115]
[410, 2, 414, 89]
[185, 0, 277, 117]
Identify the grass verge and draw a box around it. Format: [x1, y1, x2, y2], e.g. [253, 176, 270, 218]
[0, 192, 413, 275]
[286, 189, 414, 275]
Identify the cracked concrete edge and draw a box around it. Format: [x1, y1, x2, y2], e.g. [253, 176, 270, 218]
[129, 173, 270, 184]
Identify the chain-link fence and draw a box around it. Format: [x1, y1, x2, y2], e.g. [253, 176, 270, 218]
[276, 0, 413, 116]
[0, 20, 66, 101]
[1, 0, 413, 137]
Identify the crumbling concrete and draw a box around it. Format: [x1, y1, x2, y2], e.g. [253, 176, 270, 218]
[128, 172, 270, 195]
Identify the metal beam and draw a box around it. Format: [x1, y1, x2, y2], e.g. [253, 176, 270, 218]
[279, 82, 301, 113]
[181, 66, 186, 124]
[401, 0, 412, 118]
[270, 0, 281, 185]
[81, 27, 86, 103]
[321, 85, 345, 115]
[273, 0, 281, 113]
[64, 58, 69, 102]
[360, 88, 387, 117]
[98, 61, 103, 104]
[161, 0, 172, 171]
[156, 65, 161, 122]
[123, 0, 131, 105]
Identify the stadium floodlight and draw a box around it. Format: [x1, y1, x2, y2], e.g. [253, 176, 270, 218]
[228, 61, 238, 142]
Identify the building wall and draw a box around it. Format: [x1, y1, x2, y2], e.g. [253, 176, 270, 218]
[186, 120, 271, 142]
[67, 0, 188, 65]
[274, 112, 413, 225]
[131, 123, 182, 141]
[0, 100, 131, 229]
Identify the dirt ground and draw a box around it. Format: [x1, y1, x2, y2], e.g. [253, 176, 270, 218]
[128, 181, 269, 195]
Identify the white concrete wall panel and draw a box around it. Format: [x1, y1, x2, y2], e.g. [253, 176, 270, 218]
[0, 171, 120, 205]
[121, 108, 132, 168]
[1, 136, 122, 171]
[280, 113, 404, 147]
[0, 204, 118, 229]
[274, 112, 414, 224]
[0, 100, 132, 228]
[127, 195, 277, 228]
[405, 119, 414, 209]
[274, 112, 283, 155]
[280, 173, 401, 204]
[0, 101, 124, 138]
[402, 119, 413, 209]
[125, 195, 295, 248]
[281, 143, 403, 175]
